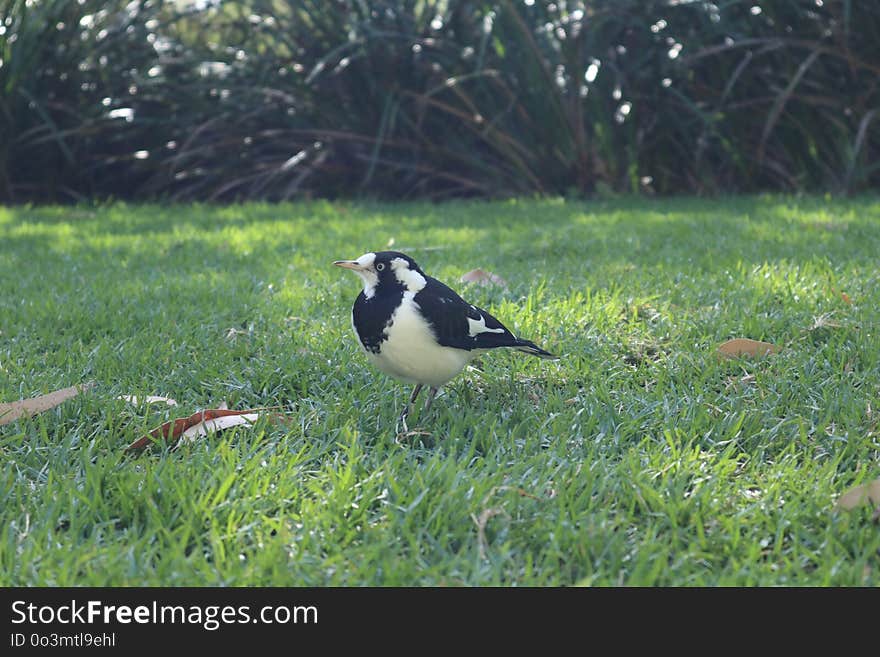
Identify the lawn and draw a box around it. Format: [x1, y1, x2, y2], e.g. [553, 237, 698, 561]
[1, 196, 879, 586]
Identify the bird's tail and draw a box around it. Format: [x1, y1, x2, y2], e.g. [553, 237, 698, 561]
[513, 339, 558, 360]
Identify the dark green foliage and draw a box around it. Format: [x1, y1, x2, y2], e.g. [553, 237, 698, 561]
[0, 0, 169, 200]
[1, 0, 878, 201]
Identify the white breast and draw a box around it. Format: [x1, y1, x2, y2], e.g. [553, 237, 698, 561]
[366, 293, 472, 388]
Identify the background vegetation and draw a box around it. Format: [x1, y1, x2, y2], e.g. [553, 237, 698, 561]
[2, 0, 878, 202]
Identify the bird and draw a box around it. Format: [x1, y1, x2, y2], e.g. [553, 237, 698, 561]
[334, 251, 556, 429]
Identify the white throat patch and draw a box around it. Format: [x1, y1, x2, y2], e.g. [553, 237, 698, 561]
[391, 257, 427, 292]
[355, 252, 378, 298]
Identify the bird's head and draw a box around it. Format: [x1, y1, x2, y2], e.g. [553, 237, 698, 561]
[334, 251, 426, 298]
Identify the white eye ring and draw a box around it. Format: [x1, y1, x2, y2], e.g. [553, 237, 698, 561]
[376, 263, 385, 271]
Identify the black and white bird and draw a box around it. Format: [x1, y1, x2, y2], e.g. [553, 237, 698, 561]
[334, 251, 556, 428]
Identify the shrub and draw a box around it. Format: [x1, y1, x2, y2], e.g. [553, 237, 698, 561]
[1, 0, 877, 202]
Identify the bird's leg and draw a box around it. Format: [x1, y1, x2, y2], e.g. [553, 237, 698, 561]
[423, 387, 440, 414]
[407, 384, 424, 416]
[399, 384, 423, 432]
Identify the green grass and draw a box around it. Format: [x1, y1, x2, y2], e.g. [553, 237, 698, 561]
[1, 196, 879, 586]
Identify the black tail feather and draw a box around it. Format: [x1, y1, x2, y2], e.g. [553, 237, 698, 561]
[513, 339, 558, 360]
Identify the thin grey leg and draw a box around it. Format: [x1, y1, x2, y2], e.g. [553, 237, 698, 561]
[423, 386, 440, 414]
[399, 384, 423, 431]
[409, 384, 424, 407]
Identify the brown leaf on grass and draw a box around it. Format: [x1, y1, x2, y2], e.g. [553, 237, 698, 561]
[460, 268, 508, 288]
[117, 395, 178, 407]
[125, 407, 274, 452]
[717, 338, 779, 359]
[180, 413, 259, 442]
[835, 478, 880, 511]
[841, 292, 852, 305]
[0, 382, 95, 427]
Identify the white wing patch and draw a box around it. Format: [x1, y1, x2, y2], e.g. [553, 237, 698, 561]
[391, 257, 427, 292]
[467, 313, 505, 337]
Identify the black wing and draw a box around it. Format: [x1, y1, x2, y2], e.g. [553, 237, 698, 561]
[413, 277, 521, 351]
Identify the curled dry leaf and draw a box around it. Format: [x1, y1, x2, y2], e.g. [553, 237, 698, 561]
[835, 478, 880, 511]
[0, 382, 95, 427]
[180, 413, 259, 442]
[717, 338, 779, 359]
[125, 407, 273, 452]
[460, 268, 508, 288]
[117, 395, 178, 407]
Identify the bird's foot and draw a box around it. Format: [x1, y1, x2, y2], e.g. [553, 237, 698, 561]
[395, 383, 423, 434]
[396, 407, 411, 435]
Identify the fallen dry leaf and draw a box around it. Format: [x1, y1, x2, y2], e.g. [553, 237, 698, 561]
[460, 268, 508, 288]
[835, 478, 880, 511]
[717, 338, 779, 359]
[0, 382, 95, 427]
[180, 413, 259, 442]
[841, 292, 852, 305]
[125, 407, 272, 452]
[117, 395, 178, 407]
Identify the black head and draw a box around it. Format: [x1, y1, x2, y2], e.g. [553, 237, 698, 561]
[334, 251, 427, 297]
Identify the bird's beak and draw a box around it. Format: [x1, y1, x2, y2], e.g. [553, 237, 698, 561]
[333, 259, 363, 271]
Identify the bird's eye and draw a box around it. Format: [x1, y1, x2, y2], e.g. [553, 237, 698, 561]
[376, 263, 385, 271]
